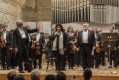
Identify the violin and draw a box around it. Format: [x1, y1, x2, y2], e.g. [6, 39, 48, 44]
[31, 39, 35, 49]
[0, 38, 6, 48]
[35, 41, 40, 55]
[70, 42, 76, 54]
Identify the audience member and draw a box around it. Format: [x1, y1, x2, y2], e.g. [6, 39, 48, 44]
[83, 68, 92, 80]
[45, 74, 56, 80]
[7, 71, 16, 80]
[14, 74, 25, 80]
[31, 69, 41, 80]
[56, 72, 66, 80]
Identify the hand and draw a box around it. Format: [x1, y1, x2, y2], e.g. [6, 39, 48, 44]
[37, 26, 42, 31]
[69, 41, 73, 43]
[118, 46, 119, 49]
[10, 48, 12, 50]
[76, 48, 80, 51]
[56, 32, 60, 36]
[93, 46, 95, 50]
[64, 48, 66, 51]
[15, 48, 18, 53]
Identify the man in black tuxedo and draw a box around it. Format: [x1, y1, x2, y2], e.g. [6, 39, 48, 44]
[0, 24, 11, 70]
[33, 31, 45, 69]
[13, 20, 39, 73]
[77, 23, 95, 70]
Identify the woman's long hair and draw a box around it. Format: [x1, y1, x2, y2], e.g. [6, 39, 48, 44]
[55, 24, 64, 32]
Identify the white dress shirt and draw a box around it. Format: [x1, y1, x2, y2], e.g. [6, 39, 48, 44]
[18, 28, 26, 39]
[3, 31, 7, 43]
[82, 30, 88, 43]
[36, 33, 40, 41]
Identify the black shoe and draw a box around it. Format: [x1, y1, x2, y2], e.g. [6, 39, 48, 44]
[19, 70, 25, 73]
[3, 67, 6, 70]
[7, 67, 11, 70]
[39, 66, 42, 69]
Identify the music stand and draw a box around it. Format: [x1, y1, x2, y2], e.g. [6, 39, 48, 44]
[101, 33, 118, 74]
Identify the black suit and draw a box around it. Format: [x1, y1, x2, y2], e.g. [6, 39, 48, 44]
[0, 31, 11, 69]
[51, 32, 67, 71]
[77, 30, 95, 70]
[33, 32, 45, 69]
[13, 27, 38, 71]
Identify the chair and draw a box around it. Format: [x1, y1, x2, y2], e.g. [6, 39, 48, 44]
[45, 52, 56, 72]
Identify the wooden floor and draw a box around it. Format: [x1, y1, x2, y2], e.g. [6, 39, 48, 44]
[0, 66, 119, 80]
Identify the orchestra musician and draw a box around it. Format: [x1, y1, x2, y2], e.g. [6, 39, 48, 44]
[13, 20, 40, 73]
[10, 29, 18, 69]
[77, 23, 95, 70]
[108, 26, 117, 67]
[66, 26, 76, 69]
[92, 27, 101, 68]
[51, 24, 67, 71]
[0, 24, 11, 70]
[33, 28, 45, 69]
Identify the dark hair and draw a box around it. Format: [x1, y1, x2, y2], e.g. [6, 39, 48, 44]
[67, 26, 73, 33]
[56, 72, 66, 80]
[14, 74, 25, 80]
[55, 24, 64, 32]
[83, 68, 92, 80]
[45, 74, 56, 80]
[7, 71, 16, 80]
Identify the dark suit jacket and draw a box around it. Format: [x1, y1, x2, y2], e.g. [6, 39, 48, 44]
[95, 32, 101, 41]
[35, 32, 45, 47]
[0, 31, 11, 44]
[50, 32, 67, 49]
[77, 30, 95, 47]
[13, 27, 38, 48]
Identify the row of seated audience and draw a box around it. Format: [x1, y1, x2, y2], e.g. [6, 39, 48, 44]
[7, 68, 92, 80]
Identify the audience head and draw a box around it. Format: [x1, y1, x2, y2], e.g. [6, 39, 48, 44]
[45, 74, 56, 80]
[56, 72, 66, 80]
[31, 69, 41, 80]
[14, 74, 25, 80]
[55, 24, 64, 33]
[7, 71, 16, 80]
[83, 68, 92, 80]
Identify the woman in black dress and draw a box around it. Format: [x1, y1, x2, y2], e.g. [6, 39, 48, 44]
[51, 24, 67, 71]
[66, 26, 76, 69]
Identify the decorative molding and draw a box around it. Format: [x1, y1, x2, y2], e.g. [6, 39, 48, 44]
[0, 7, 17, 17]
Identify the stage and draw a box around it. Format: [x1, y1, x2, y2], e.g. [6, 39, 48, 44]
[0, 66, 119, 80]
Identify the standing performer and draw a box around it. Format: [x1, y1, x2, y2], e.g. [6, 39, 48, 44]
[10, 29, 18, 68]
[33, 29, 45, 69]
[51, 24, 67, 71]
[13, 20, 39, 73]
[92, 27, 101, 68]
[77, 23, 95, 70]
[66, 26, 76, 69]
[108, 26, 117, 67]
[0, 24, 11, 70]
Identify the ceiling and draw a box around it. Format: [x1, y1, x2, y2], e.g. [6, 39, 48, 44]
[21, 0, 52, 22]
